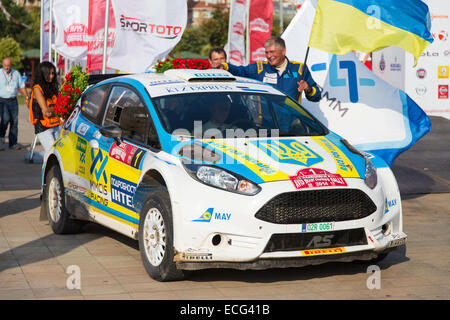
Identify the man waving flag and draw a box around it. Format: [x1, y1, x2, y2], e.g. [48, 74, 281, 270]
[308, 0, 434, 65]
[282, 0, 432, 166]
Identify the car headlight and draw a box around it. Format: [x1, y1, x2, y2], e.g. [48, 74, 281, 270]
[342, 139, 378, 189]
[183, 163, 261, 195]
[363, 153, 377, 189]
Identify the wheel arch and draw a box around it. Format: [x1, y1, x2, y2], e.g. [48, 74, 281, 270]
[43, 154, 60, 186]
[133, 169, 170, 216]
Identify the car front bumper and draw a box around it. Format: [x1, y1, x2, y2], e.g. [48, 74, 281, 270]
[170, 167, 406, 270]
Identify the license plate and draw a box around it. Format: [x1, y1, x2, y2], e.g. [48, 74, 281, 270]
[388, 237, 407, 248]
[301, 222, 334, 233]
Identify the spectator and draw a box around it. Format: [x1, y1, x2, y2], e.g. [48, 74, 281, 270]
[209, 48, 227, 69]
[29, 61, 62, 156]
[0, 57, 29, 150]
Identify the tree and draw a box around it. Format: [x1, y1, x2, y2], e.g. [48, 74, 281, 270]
[200, 6, 229, 49]
[173, 6, 229, 57]
[0, 0, 39, 50]
[0, 36, 24, 69]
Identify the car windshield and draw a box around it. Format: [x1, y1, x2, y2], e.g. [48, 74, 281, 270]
[152, 92, 327, 138]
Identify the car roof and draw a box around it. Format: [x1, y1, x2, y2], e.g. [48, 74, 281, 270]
[107, 69, 285, 98]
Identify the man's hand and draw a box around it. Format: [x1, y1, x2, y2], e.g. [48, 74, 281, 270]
[297, 80, 311, 94]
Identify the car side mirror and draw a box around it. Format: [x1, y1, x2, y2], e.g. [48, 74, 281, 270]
[100, 125, 123, 145]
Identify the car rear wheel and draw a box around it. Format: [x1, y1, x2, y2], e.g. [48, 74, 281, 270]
[44, 165, 83, 234]
[138, 191, 186, 281]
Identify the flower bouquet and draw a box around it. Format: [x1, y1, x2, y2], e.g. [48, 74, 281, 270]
[54, 65, 90, 120]
[154, 57, 211, 73]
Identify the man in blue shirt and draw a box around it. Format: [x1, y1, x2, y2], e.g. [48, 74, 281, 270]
[222, 36, 321, 104]
[0, 57, 29, 150]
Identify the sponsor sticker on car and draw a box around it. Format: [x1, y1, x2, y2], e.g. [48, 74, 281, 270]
[289, 168, 347, 190]
[300, 248, 347, 256]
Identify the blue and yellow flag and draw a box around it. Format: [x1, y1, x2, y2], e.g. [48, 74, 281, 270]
[308, 0, 433, 62]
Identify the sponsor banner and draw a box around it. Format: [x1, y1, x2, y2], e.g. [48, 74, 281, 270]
[404, 0, 450, 119]
[372, 46, 405, 91]
[228, 0, 248, 65]
[248, 0, 273, 64]
[87, 0, 116, 71]
[53, 0, 89, 60]
[108, 0, 187, 73]
[289, 168, 347, 190]
[283, 0, 431, 166]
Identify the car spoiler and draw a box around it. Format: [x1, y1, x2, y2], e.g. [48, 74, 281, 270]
[88, 73, 128, 85]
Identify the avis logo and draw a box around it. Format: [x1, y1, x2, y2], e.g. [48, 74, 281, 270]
[192, 208, 231, 222]
[311, 55, 375, 103]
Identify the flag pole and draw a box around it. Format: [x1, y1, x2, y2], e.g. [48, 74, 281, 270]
[40, 2, 43, 62]
[49, 0, 53, 64]
[102, 0, 111, 74]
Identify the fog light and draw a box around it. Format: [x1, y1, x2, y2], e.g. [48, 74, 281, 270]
[212, 234, 222, 246]
[382, 223, 391, 236]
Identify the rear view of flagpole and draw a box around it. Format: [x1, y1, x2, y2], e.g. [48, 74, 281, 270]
[102, 0, 111, 73]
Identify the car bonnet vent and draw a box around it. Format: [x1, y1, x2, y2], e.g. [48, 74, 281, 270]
[164, 69, 236, 82]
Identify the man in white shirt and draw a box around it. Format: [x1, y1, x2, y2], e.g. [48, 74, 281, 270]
[0, 57, 29, 150]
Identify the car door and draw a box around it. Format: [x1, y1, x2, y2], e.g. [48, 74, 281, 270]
[93, 85, 154, 230]
[58, 84, 110, 208]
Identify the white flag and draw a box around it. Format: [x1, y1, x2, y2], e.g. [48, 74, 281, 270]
[53, 0, 89, 60]
[227, 0, 248, 65]
[282, 0, 430, 166]
[108, 0, 187, 73]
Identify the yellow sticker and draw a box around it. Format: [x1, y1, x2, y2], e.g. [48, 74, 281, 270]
[202, 139, 290, 182]
[311, 137, 360, 178]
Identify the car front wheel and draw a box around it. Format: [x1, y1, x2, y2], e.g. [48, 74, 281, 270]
[44, 165, 83, 234]
[138, 191, 186, 281]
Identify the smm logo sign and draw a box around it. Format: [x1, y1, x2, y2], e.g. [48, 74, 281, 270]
[311, 55, 375, 103]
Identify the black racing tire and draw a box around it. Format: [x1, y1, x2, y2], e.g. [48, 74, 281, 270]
[138, 191, 187, 281]
[44, 165, 83, 234]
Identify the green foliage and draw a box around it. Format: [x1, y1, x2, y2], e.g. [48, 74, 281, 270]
[173, 6, 229, 56]
[0, 36, 24, 69]
[199, 6, 229, 48]
[70, 65, 90, 93]
[0, 0, 39, 49]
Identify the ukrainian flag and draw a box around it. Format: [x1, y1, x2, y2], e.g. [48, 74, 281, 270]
[308, 0, 433, 62]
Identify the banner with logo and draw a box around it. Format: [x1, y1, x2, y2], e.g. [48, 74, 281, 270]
[53, 0, 89, 60]
[227, 0, 248, 65]
[87, 0, 116, 72]
[404, 0, 450, 120]
[283, 0, 431, 166]
[108, 0, 187, 73]
[372, 46, 406, 91]
[248, 0, 273, 63]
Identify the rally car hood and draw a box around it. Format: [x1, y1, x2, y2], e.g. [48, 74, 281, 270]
[176, 134, 366, 185]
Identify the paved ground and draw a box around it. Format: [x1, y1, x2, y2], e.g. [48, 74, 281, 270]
[0, 105, 449, 300]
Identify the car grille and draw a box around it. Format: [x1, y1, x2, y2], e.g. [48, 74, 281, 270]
[255, 189, 377, 224]
[263, 228, 367, 253]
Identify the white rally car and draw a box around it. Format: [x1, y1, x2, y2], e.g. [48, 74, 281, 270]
[41, 69, 406, 281]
